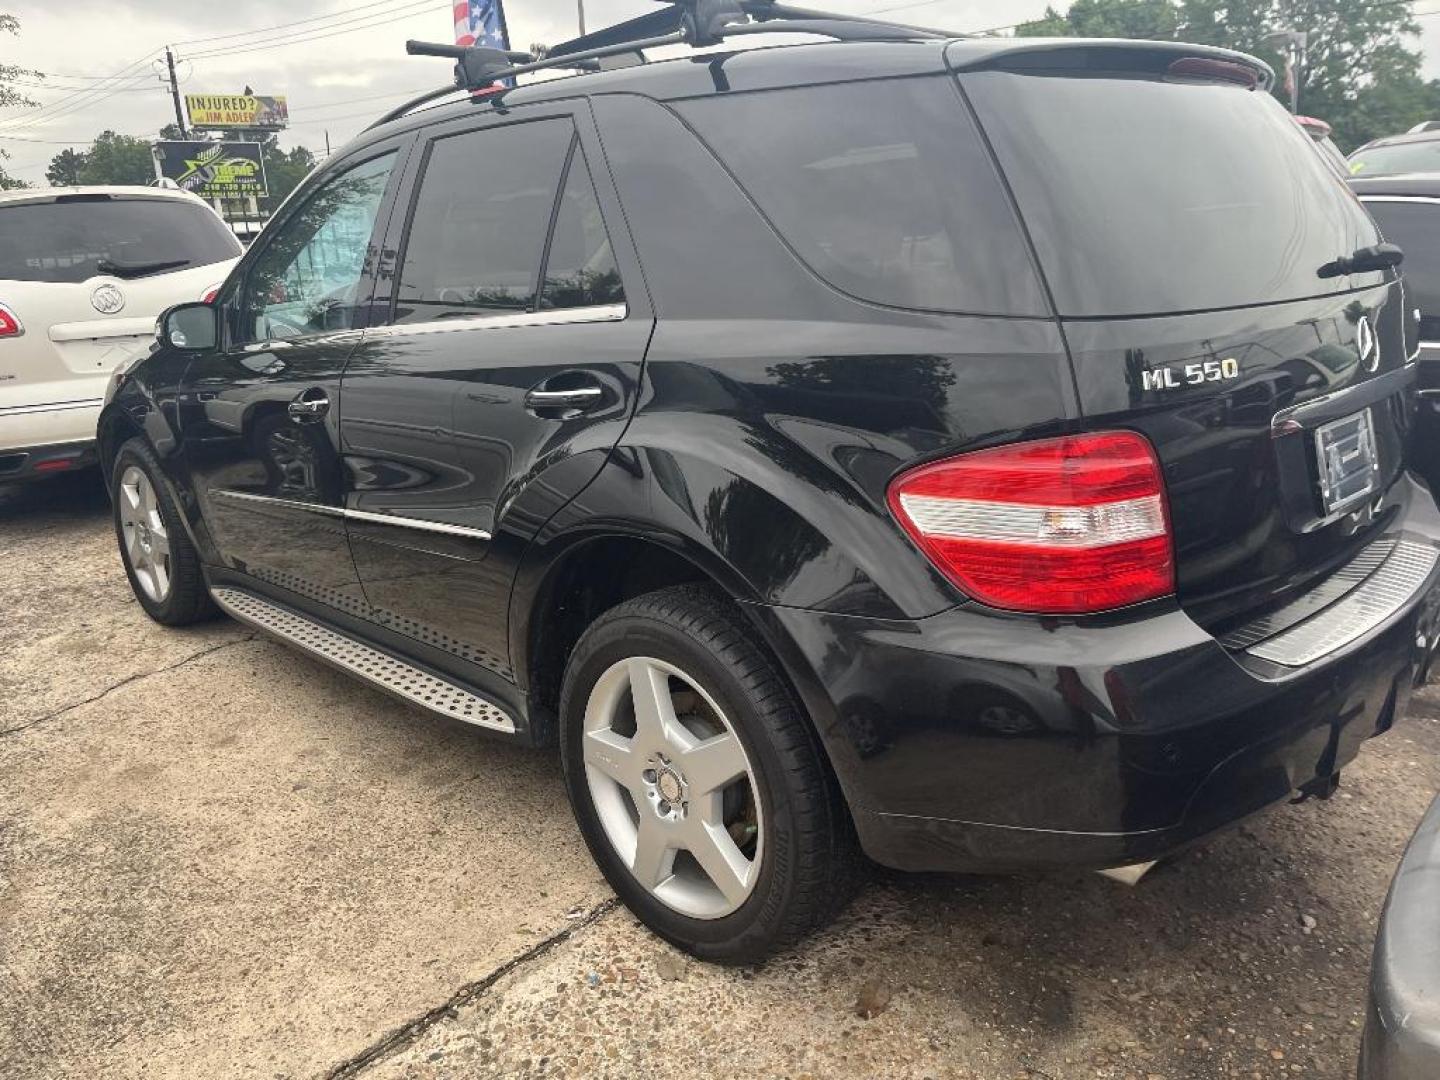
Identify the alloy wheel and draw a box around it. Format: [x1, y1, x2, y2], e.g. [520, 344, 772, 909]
[118, 465, 172, 603]
[582, 656, 763, 919]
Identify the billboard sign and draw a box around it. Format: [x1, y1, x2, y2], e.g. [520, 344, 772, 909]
[154, 141, 268, 199]
[185, 93, 289, 130]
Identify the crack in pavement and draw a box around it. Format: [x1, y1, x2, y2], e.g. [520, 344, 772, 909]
[0, 635, 257, 738]
[325, 898, 621, 1079]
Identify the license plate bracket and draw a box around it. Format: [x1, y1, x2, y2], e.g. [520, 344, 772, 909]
[1314, 408, 1379, 517]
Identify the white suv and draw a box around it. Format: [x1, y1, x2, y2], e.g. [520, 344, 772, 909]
[0, 186, 241, 485]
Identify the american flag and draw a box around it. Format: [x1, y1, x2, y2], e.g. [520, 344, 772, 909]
[454, 0, 509, 49]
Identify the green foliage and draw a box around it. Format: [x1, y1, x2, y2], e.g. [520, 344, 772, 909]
[1013, 0, 1437, 150]
[76, 131, 157, 185]
[261, 144, 317, 214]
[45, 147, 86, 186]
[0, 14, 38, 190]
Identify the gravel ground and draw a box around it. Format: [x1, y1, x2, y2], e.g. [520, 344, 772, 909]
[2, 471, 1438, 1080]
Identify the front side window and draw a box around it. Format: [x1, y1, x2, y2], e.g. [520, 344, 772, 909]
[236, 151, 395, 344]
[394, 120, 574, 324]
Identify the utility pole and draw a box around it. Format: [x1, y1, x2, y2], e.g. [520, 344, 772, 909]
[165, 47, 187, 138]
[577, 0, 586, 35]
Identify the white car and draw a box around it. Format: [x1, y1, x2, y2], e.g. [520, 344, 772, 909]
[0, 186, 241, 485]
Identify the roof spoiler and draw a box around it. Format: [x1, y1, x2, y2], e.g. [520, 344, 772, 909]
[946, 38, 1274, 91]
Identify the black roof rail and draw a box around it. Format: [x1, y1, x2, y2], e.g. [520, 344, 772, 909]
[370, 0, 959, 131]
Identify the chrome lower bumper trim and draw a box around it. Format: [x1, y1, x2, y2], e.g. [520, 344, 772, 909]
[1245, 538, 1438, 668]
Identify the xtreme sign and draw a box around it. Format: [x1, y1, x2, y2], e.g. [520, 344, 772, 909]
[153, 141, 269, 199]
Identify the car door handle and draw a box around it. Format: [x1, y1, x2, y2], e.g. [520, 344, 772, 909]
[524, 386, 604, 411]
[288, 389, 329, 421]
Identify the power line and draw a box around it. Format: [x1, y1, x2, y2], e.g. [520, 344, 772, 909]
[185, 0, 449, 60]
[172, 0, 438, 48]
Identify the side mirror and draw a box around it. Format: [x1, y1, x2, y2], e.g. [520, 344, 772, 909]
[158, 302, 219, 352]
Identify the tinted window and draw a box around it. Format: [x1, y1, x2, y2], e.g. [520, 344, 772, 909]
[675, 77, 1047, 317]
[964, 71, 1383, 317]
[1349, 140, 1440, 178]
[236, 151, 395, 343]
[395, 120, 573, 323]
[0, 196, 240, 284]
[1362, 199, 1440, 328]
[539, 145, 624, 310]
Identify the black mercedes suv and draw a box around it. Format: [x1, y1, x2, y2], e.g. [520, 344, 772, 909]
[97, 1, 1440, 962]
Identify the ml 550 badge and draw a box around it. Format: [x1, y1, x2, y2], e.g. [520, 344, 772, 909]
[1141, 356, 1240, 391]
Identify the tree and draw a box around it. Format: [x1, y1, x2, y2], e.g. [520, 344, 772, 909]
[0, 14, 39, 189]
[261, 144, 316, 214]
[77, 131, 156, 185]
[1013, 0, 1435, 150]
[45, 147, 86, 186]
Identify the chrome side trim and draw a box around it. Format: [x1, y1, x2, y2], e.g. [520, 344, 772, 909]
[0, 397, 104, 417]
[1357, 195, 1440, 206]
[212, 488, 491, 540]
[211, 587, 516, 733]
[211, 488, 343, 516]
[1246, 538, 1438, 667]
[344, 507, 491, 540]
[365, 303, 627, 338]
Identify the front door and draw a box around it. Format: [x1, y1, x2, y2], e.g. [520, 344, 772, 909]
[181, 146, 403, 613]
[339, 110, 650, 685]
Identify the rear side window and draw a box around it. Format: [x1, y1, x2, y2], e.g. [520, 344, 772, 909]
[0, 196, 241, 284]
[393, 119, 623, 324]
[674, 77, 1047, 317]
[539, 145, 624, 310]
[963, 70, 1383, 317]
[1350, 140, 1440, 178]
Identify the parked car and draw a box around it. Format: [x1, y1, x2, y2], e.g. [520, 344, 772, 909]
[0, 186, 241, 486]
[98, 12, 1440, 962]
[1359, 795, 1440, 1079]
[1350, 129, 1440, 177]
[1350, 175, 1440, 495]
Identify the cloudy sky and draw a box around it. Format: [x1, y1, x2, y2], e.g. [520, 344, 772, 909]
[3, 0, 1440, 186]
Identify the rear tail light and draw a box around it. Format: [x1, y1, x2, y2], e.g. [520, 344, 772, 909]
[0, 303, 22, 337]
[887, 431, 1174, 615]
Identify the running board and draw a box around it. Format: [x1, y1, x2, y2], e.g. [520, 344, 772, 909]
[211, 587, 517, 734]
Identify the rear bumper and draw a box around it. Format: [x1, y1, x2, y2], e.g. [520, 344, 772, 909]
[0, 437, 97, 482]
[754, 496, 1440, 873]
[1359, 795, 1440, 1080]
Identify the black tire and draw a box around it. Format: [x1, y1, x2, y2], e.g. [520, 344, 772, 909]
[111, 437, 217, 626]
[559, 584, 859, 963]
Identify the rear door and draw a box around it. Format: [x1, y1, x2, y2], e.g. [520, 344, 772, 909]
[1357, 194, 1440, 496]
[339, 104, 650, 683]
[180, 146, 404, 615]
[956, 47, 1414, 634]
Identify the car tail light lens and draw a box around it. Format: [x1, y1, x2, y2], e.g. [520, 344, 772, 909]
[0, 303, 22, 337]
[887, 431, 1174, 614]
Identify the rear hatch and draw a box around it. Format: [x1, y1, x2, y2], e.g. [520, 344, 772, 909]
[954, 42, 1412, 634]
[0, 192, 240, 410]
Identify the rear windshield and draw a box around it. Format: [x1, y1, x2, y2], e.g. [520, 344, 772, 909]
[0, 196, 241, 284]
[674, 76, 1048, 317]
[1349, 140, 1440, 178]
[963, 70, 1383, 317]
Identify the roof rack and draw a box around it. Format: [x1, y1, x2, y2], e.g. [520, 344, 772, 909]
[372, 0, 958, 129]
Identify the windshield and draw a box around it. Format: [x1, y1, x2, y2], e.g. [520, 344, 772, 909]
[0, 196, 241, 284]
[1348, 139, 1440, 178]
[963, 70, 1383, 317]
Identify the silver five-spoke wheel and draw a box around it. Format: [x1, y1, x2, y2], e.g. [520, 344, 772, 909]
[582, 656, 762, 919]
[117, 465, 172, 603]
